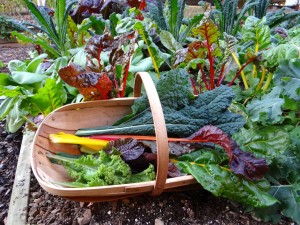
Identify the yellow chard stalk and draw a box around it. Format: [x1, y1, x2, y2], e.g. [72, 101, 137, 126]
[49, 132, 109, 152]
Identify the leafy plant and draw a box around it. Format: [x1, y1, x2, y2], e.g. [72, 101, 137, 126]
[12, 0, 77, 57]
[58, 30, 138, 100]
[0, 54, 68, 132]
[211, 0, 259, 35]
[47, 150, 156, 187]
[147, 0, 204, 43]
[76, 69, 245, 137]
[0, 15, 28, 40]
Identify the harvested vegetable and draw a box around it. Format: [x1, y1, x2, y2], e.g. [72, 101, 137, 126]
[47, 150, 155, 187]
[49, 132, 108, 152]
[76, 69, 245, 137]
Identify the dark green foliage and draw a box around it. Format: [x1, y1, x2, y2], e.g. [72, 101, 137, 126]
[76, 69, 245, 137]
[0, 15, 29, 40]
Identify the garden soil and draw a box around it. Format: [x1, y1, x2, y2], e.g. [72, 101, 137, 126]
[0, 43, 295, 225]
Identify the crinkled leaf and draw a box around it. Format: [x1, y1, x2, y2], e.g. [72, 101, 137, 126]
[246, 87, 284, 124]
[274, 59, 300, 101]
[58, 63, 113, 100]
[234, 126, 290, 161]
[85, 33, 114, 72]
[263, 44, 300, 68]
[176, 161, 277, 208]
[76, 69, 245, 136]
[186, 41, 206, 62]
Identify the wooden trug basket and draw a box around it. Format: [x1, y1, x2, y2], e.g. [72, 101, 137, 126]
[31, 72, 199, 202]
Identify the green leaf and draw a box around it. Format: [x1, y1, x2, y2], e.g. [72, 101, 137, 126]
[242, 16, 271, 51]
[147, 0, 168, 31]
[179, 14, 204, 43]
[274, 59, 300, 101]
[0, 97, 19, 120]
[269, 184, 300, 224]
[263, 44, 300, 68]
[159, 30, 181, 53]
[5, 100, 26, 133]
[8, 60, 27, 72]
[77, 69, 245, 137]
[177, 149, 227, 165]
[177, 161, 277, 208]
[26, 53, 48, 73]
[0, 86, 23, 98]
[109, 13, 119, 37]
[26, 78, 67, 116]
[246, 87, 284, 124]
[10, 71, 48, 85]
[234, 126, 290, 161]
[12, 31, 60, 58]
[134, 22, 170, 77]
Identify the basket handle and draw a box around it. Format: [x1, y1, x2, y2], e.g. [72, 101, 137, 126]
[133, 72, 169, 196]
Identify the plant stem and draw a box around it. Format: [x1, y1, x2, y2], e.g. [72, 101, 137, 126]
[217, 63, 226, 86]
[255, 67, 266, 91]
[229, 56, 255, 87]
[262, 72, 273, 92]
[232, 52, 249, 89]
[21, 116, 38, 128]
[198, 64, 209, 90]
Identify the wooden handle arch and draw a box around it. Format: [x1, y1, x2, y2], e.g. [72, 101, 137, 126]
[133, 72, 169, 196]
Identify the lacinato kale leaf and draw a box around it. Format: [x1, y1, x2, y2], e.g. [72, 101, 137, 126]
[76, 69, 245, 137]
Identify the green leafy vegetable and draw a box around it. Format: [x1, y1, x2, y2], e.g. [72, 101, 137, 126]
[176, 159, 277, 208]
[47, 150, 155, 187]
[273, 59, 300, 101]
[76, 69, 245, 137]
[246, 87, 284, 125]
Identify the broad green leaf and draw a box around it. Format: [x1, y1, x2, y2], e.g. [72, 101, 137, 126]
[134, 22, 170, 77]
[109, 13, 119, 37]
[160, 30, 181, 52]
[8, 60, 26, 72]
[269, 184, 300, 224]
[0, 73, 15, 86]
[129, 57, 153, 73]
[0, 97, 18, 120]
[177, 161, 277, 208]
[274, 59, 300, 101]
[26, 53, 48, 73]
[177, 149, 227, 165]
[0, 86, 23, 98]
[242, 16, 271, 51]
[290, 126, 300, 148]
[10, 71, 48, 85]
[246, 87, 284, 124]
[234, 126, 290, 160]
[263, 44, 300, 68]
[5, 101, 26, 133]
[26, 78, 67, 116]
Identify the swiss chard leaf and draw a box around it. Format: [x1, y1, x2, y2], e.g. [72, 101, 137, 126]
[25, 78, 67, 116]
[234, 126, 290, 161]
[176, 161, 277, 208]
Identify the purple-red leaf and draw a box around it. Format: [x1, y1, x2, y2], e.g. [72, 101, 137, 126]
[188, 125, 232, 159]
[58, 63, 113, 100]
[230, 141, 269, 181]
